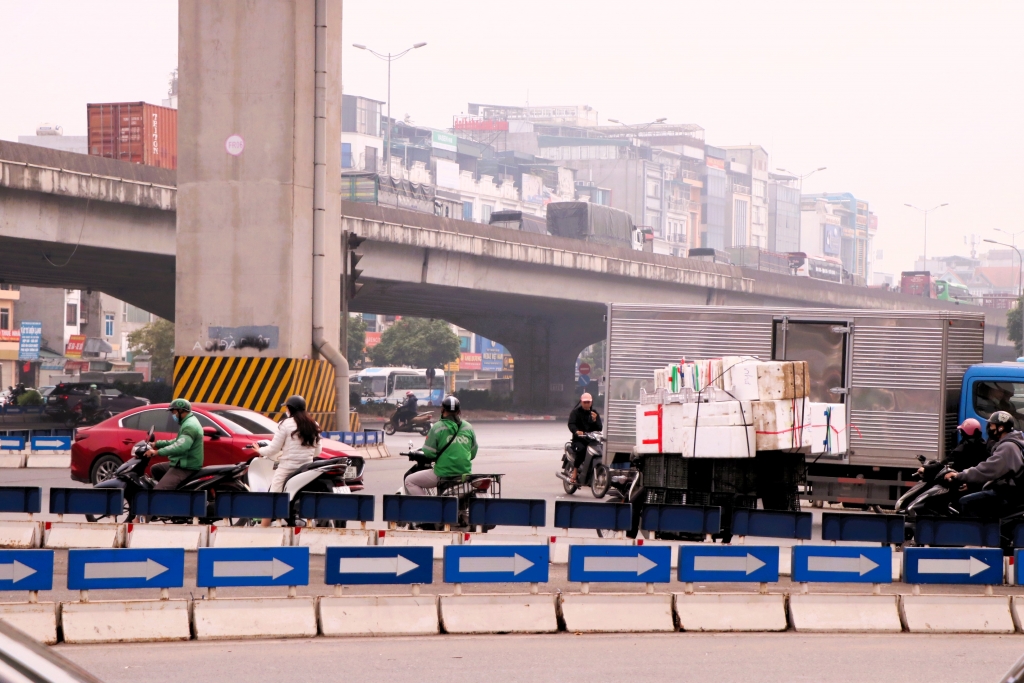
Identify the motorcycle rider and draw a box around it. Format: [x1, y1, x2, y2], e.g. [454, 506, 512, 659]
[82, 384, 102, 419]
[145, 399, 204, 490]
[249, 395, 321, 527]
[405, 395, 477, 495]
[567, 392, 602, 484]
[394, 391, 419, 428]
[919, 418, 989, 479]
[945, 411, 1024, 517]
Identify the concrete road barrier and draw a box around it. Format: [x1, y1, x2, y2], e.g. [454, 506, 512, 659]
[549, 537, 632, 564]
[293, 527, 373, 555]
[44, 522, 124, 549]
[440, 594, 558, 634]
[193, 597, 318, 640]
[559, 593, 675, 633]
[0, 453, 26, 468]
[675, 593, 787, 632]
[25, 453, 71, 468]
[900, 595, 1015, 633]
[462, 533, 547, 547]
[789, 594, 902, 632]
[127, 524, 209, 550]
[319, 595, 438, 636]
[0, 602, 58, 644]
[209, 525, 290, 548]
[378, 530, 459, 559]
[60, 599, 191, 643]
[0, 521, 42, 549]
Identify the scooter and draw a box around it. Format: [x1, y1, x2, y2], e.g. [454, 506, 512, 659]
[384, 410, 432, 436]
[556, 432, 609, 498]
[396, 445, 503, 530]
[63, 401, 113, 428]
[245, 444, 365, 527]
[90, 427, 249, 523]
[896, 455, 962, 518]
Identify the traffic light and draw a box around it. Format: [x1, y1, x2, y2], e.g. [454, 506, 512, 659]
[346, 232, 365, 300]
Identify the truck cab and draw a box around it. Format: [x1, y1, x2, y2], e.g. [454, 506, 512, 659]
[959, 363, 1024, 430]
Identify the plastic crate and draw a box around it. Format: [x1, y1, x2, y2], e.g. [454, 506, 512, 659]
[685, 491, 710, 507]
[645, 488, 666, 505]
[665, 456, 688, 489]
[664, 489, 686, 506]
[645, 455, 666, 488]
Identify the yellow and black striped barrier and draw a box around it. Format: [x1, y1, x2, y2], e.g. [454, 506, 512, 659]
[173, 356, 339, 429]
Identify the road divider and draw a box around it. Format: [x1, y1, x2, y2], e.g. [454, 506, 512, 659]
[900, 594, 1014, 633]
[0, 602, 58, 644]
[318, 595, 438, 636]
[559, 593, 675, 633]
[44, 522, 124, 549]
[674, 593, 787, 632]
[292, 527, 374, 554]
[209, 525, 290, 548]
[127, 523, 208, 551]
[440, 594, 558, 634]
[193, 597, 318, 640]
[61, 599, 191, 643]
[788, 594, 902, 632]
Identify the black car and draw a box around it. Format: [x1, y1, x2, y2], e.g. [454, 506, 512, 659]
[45, 382, 149, 419]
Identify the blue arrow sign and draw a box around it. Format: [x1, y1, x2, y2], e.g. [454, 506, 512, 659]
[68, 549, 184, 590]
[904, 547, 1003, 585]
[678, 546, 779, 583]
[30, 436, 71, 451]
[0, 437, 24, 451]
[568, 546, 671, 583]
[444, 545, 549, 583]
[197, 547, 309, 587]
[792, 546, 891, 583]
[0, 550, 53, 591]
[326, 547, 433, 585]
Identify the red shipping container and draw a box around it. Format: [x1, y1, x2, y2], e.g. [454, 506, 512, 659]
[87, 102, 177, 169]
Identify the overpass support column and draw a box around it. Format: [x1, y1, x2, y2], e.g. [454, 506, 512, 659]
[502, 318, 599, 411]
[174, 0, 346, 427]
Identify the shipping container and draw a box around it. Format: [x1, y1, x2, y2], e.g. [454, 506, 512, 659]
[900, 271, 932, 297]
[87, 102, 177, 169]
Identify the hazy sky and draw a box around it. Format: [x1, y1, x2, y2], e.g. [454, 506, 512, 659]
[2, 0, 1021, 274]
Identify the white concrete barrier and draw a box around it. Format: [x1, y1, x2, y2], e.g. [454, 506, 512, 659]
[0, 602, 57, 644]
[209, 525, 290, 547]
[900, 595, 1015, 633]
[378, 530, 460, 559]
[789, 594, 902, 632]
[675, 593, 787, 632]
[44, 522, 124, 549]
[559, 593, 675, 633]
[0, 521, 41, 548]
[549, 536, 632, 564]
[293, 527, 373, 555]
[127, 523, 208, 550]
[440, 594, 558, 634]
[60, 599, 191, 643]
[25, 453, 70, 468]
[193, 597, 317, 640]
[319, 595, 438, 636]
[462, 532, 547, 547]
[0, 453, 26, 468]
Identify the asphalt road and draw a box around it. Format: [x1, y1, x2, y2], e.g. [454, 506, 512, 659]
[56, 633, 1024, 683]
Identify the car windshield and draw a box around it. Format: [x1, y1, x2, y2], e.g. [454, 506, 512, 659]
[211, 409, 281, 435]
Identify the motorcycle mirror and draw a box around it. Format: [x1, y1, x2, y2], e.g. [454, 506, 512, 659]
[917, 454, 926, 464]
[148, 426, 155, 442]
[408, 440, 414, 449]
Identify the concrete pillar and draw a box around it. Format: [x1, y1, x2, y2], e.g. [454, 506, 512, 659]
[174, 0, 344, 425]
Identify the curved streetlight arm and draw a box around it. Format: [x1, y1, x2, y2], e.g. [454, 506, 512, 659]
[352, 43, 426, 62]
[984, 238, 1023, 298]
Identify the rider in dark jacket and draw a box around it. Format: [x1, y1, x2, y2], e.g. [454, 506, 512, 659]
[568, 392, 602, 483]
[394, 392, 418, 427]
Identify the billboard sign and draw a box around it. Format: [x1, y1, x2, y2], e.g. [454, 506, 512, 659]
[460, 353, 482, 371]
[431, 131, 458, 153]
[17, 321, 41, 361]
[435, 158, 460, 190]
[823, 224, 842, 256]
[65, 334, 86, 359]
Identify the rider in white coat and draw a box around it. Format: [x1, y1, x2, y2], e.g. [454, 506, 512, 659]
[253, 395, 322, 526]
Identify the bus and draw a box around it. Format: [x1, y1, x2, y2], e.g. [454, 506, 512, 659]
[936, 279, 973, 303]
[354, 367, 446, 406]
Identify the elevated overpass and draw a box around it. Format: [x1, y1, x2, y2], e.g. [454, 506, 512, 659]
[0, 140, 1011, 406]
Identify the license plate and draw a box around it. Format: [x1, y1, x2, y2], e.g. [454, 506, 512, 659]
[332, 485, 351, 494]
[343, 465, 357, 479]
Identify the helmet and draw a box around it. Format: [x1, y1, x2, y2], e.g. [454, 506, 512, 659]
[988, 411, 1016, 430]
[406, 391, 415, 397]
[441, 395, 460, 412]
[167, 398, 192, 412]
[282, 395, 306, 412]
[958, 418, 982, 437]
[89, 384, 97, 390]
[580, 393, 593, 402]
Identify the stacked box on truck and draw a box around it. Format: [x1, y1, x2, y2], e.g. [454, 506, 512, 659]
[87, 102, 177, 169]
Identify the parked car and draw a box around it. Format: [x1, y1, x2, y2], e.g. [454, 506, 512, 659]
[71, 402, 360, 485]
[45, 382, 149, 421]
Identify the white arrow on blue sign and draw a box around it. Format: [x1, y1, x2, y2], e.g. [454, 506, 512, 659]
[444, 545, 549, 583]
[31, 437, 71, 451]
[904, 547, 1003, 585]
[0, 550, 53, 591]
[791, 546, 891, 583]
[568, 546, 671, 583]
[326, 546, 433, 585]
[0, 437, 24, 451]
[197, 547, 309, 587]
[68, 549, 184, 590]
[678, 546, 779, 583]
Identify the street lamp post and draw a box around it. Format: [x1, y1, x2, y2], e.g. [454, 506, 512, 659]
[352, 42, 427, 174]
[904, 202, 949, 264]
[984, 237, 1024, 353]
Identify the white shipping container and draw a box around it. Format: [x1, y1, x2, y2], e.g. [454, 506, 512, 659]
[808, 403, 848, 455]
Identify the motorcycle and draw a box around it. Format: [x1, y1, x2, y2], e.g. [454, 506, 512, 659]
[89, 427, 250, 523]
[384, 410, 432, 436]
[396, 445, 503, 530]
[896, 455, 962, 520]
[65, 400, 113, 428]
[556, 432, 610, 498]
[245, 443, 365, 527]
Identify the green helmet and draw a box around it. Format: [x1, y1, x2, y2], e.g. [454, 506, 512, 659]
[168, 398, 192, 412]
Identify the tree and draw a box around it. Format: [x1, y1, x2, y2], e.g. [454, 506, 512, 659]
[370, 318, 460, 370]
[346, 315, 367, 368]
[1010, 298, 1024, 357]
[127, 319, 175, 383]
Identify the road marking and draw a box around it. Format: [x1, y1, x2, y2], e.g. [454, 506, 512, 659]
[693, 554, 766, 574]
[0, 560, 36, 583]
[807, 554, 879, 575]
[339, 556, 419, 576]
[84, 559, 168, 580]
[213, 558, 293, 579]
[918, 557, 989, 576]
[458, 554, 534, 575]
[583, 553, 659, 575]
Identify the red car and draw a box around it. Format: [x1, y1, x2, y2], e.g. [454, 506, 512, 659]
[71, 402, 359, 485]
